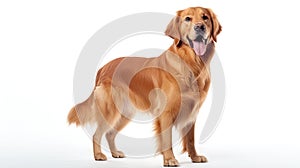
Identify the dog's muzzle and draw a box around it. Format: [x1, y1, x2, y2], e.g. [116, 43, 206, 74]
[187, 23, 209, 56]
[187, 34, 208, 56]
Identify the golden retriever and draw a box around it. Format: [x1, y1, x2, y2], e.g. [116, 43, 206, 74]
[68, 6, 221, 167]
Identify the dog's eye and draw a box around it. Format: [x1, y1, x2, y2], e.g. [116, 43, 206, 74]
[202, 15, 209, 20]
[185, 17, 191, 22]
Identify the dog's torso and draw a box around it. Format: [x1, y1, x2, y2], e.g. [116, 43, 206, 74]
[94, 47, 210, 129]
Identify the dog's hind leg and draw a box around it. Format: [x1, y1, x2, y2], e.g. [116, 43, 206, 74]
[92, 85, 114, 161]
[105, 116, 130, 158]
[93, 125, 110, 161]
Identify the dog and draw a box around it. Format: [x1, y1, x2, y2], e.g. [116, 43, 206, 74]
[68, 6, 221, 167]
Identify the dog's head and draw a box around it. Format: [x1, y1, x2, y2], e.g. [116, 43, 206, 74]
[165, 7, 222, 56]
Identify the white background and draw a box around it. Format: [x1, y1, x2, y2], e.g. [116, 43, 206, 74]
[1, 0, 300, 167]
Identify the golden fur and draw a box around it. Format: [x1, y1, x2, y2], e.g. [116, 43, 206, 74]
[68, 6, 221, 167]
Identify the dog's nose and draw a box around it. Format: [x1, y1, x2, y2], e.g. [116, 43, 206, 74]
[194, 24, 206, 32]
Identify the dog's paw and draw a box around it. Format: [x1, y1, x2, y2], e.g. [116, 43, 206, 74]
[111, 151, 125, 158]
[191, 155, 207, 163]
[94, 153, 107, 161]
[164, 158, 179, 167]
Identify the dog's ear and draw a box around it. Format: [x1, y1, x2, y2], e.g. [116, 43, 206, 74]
[206, 8, 222, 42]
[165, 11, 182, 43]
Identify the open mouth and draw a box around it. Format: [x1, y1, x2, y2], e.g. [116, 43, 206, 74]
[187, 35, 208, 56]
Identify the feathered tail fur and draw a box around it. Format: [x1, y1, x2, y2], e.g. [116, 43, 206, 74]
[67, 106, 80, 126]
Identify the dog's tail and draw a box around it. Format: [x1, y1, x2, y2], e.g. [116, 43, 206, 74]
[67, 106, 80, 126]
[67, 93, 98, 126]
[68, 68, 104, 126]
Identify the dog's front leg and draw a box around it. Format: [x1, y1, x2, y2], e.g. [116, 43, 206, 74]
[182, 123, 207, 163]
[158, 118, 179, 167]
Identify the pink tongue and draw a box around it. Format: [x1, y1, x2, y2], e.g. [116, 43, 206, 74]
[192, 41, 207, 56]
